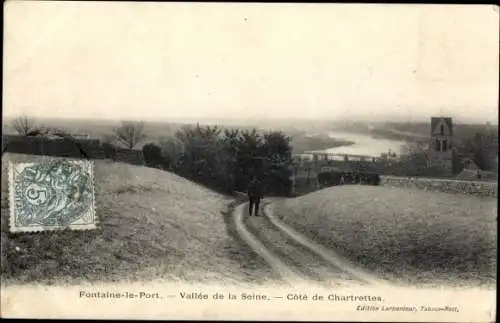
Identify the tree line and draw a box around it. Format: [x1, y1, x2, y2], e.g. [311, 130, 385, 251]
[8, 116, 293, 196]
[8, 115, 498, 194]
[142, 124, 293, 196]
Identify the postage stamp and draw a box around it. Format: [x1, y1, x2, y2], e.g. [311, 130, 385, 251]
[8, 159, 97, 233]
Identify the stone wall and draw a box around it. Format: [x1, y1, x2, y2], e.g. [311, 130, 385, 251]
[2, 135, 105, 159]
[380, 175, 497, 198]
[2, 135, 144, 166]
[290, 177, 319, 196]
[290, 170, 497, 198]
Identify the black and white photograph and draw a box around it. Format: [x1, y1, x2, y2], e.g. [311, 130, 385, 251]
[1, 2, 497, 321]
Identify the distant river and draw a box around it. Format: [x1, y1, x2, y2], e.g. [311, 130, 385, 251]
[319, 131, 407, 158]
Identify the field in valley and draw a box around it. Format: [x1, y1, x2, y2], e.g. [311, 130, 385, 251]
[272, 185, 497, 288]
[1, 153, 275, 285]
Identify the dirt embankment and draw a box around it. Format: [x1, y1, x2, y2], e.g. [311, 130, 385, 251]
[1, 153, 274, 285]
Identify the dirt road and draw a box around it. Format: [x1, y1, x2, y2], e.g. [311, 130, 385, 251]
[233, 198, 387, 288]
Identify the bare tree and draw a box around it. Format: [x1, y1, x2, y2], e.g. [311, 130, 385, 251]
[10, 116, 37, 136]
[112, 121, 147, 149]
[400, 141, 429, 159]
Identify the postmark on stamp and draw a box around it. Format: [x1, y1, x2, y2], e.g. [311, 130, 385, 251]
[8, 159, 97, 233]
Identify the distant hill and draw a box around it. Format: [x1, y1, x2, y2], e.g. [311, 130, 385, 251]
[2, 117, 183, 147]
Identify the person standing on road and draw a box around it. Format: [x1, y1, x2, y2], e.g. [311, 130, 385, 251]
[247, 175, 265, 216]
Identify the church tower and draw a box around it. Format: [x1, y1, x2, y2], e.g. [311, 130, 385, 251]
[429, 117, 453, 173]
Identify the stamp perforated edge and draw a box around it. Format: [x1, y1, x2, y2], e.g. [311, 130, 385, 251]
[8, 161, 16, 233]
[7, 159, 99, 234]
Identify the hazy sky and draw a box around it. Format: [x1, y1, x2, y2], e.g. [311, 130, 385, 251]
[3, 2, 499, 123]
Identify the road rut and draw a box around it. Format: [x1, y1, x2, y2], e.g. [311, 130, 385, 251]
[233, 199, 387, 288]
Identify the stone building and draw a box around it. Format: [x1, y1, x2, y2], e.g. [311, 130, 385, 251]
[429, 117, 454, 173]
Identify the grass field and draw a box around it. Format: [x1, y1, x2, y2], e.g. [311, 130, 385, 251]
[273, 185, 497, 288]
[1, 153, 274, 285]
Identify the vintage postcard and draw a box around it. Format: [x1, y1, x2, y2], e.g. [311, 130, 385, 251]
[1, 1, 498, 321]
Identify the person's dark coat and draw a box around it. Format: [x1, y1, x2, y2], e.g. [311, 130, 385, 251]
[247, 178, 264, 199]
[247, 177, 264, 216]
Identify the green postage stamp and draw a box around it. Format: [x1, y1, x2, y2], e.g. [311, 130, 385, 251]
[8, 160, 97, 233]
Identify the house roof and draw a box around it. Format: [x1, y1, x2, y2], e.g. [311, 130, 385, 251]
[456, 168, 497, 181]
[461, 158, 480, 170]
[431, 117, 453, 135]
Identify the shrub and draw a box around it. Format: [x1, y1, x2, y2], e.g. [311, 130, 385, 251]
[101, 142, 116, 160]
[142, 143, 164, 168]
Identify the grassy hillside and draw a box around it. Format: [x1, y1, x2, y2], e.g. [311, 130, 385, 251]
[273, 185, 497, 288]
[1, 153, 274, 285]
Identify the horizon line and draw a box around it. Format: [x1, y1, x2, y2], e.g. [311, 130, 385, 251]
[2, 114, 498, 126]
